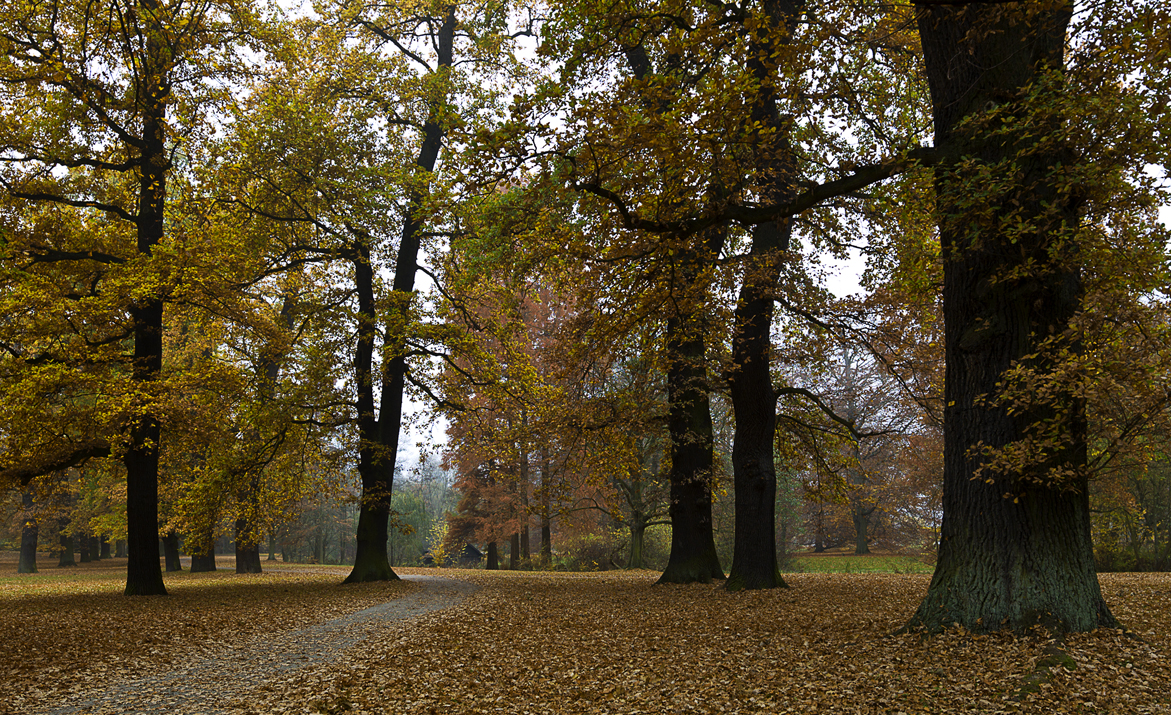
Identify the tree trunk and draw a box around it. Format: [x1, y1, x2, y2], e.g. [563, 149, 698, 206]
[79, 534, 92, 563]
[905, 2, 1115, 633]
[726, 228, 786, 590]
[234, 480, 263, 572]
[58, 530, 76, 567]
[190, 545, 217, 573]
[235, 517, 263, 574]
[99, 536, 111, 559]
[518, 446, 530, 561]
[18, 491, 38, 574]
[540, 449, 552, 566]
[268, 529, 277, 561]
[724, 0, 802, 595]
[88, 535, 101, 561]
[486, 541, 499, 570]
[658, 312, 724, 584]
[629, 520, 646, 570]
[345, 236, 398, 581]
[852, 508, 871, 556]
[510, 532, 521, 570]
[162, 531, 183, 572]
[115, 540, 127, 558]
[122, 0, 170, 596]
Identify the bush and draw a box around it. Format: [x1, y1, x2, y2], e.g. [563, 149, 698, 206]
[1095, 543, 1171, 572]
[554, 532, 623, 572]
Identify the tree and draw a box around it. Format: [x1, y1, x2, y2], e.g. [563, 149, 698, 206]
[518, 0, 934, 585]
[221, 0, 526, 583]
[904, 0, 1169, 633]
[0, 0, 260, 595]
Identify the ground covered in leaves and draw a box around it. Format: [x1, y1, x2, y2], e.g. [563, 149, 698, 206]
[0, 554, 413, 714]
[3, 553, 1169, 714]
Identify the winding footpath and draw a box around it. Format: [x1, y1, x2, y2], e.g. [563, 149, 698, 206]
[47, 575, 477, 715]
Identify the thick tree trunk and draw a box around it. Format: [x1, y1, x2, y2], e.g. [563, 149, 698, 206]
[234, 473, 263, 574]
[346, 239, 398, 582]
[852, 508, 871, 556]
[235, 516, 263, 574]
[79, 535, 92, 563]
[658, 313, 724, 584]
[99, 536, 110, 559]
[58, 529, 76, 567]
[905, 2, 1115, 633]
[162, 531, 182, 572]
[88, 535, 101, 561]
[486, 541, 499, 570]
[115, 540, 127, 558]
[629, 521, 646, 570]
[18, 491, 38, 574]
[190, 545, 217, 573]
[726, 225, 787, 591]
[268, 529, 277, 561]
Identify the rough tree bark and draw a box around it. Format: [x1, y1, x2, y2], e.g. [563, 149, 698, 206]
[121, 0, 170, 597]
[905, 1, 1115, 633]
[851, 505, 874, 556]
[658, 306, 724, 584]
[190, 545, 217, 573]
[234, 509, 263, 574]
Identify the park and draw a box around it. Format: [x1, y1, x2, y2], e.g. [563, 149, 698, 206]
[2, 0, 1171, 712]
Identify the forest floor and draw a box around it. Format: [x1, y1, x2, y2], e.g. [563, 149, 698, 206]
[1, 554, 1169, 714]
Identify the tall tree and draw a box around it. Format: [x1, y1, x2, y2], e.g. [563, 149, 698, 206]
[724, 0, 803, 591]
[903, 0, 1170, 632]
[0, 0, 258, 595]
[223, 1, 524, 582]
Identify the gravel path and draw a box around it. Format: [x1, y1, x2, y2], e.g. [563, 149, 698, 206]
[46, 575, 477, 715]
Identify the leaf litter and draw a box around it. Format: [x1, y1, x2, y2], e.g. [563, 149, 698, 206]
[2, 565, 1169, 714]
